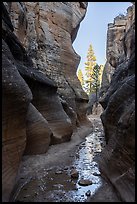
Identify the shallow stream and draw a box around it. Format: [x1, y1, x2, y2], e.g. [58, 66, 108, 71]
[14, 116, 106, 202]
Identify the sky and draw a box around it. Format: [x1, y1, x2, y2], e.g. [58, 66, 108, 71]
[73, 2, 132, 74]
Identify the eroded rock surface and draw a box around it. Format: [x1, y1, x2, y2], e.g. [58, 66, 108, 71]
[9, 2, 89, 124]
[98, 3, 135, 202]
[25, 103, 52, 155]
[18, 64, 73, 145]
[2, 2, 90, 201]
[2, 38, 32, 202]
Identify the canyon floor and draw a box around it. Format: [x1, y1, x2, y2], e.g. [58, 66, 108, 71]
[11, 115, 121, 202]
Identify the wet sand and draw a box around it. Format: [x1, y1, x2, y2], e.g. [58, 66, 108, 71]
[11, 115, 120, 202]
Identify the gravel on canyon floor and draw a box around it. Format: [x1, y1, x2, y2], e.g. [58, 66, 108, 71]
[11, 115, 121, 202]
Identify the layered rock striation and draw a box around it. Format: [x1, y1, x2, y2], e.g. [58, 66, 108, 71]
[9, 2, 89, 123]
[99, 3, 135, 202]
[2, 2, 90, 202]
[100, 4, 135, 98]
[2, 38, 32, 202]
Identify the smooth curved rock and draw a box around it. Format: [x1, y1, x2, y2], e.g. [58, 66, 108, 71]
[9, 2, 89, 124]
[24, 103, 52, 155]
[2, 4, 33, 201]
[60, 97, 78, 129]
[2, 39, 32, 202]
[2, 2, 90, 201]
[78, 179, 93, 186]
[18, 65, 73, 145]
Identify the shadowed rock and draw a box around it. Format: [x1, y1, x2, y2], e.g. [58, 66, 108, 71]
[24, 103, 52, 155]
[87, 93, 99, 115]
[98, 4, 135, 202]
[60, 97, 78, 129]
[2, 2, 90, 201]
[2, 39, 32, 202]
[70, 169, 79, 179]
[18, 64, 73, 145]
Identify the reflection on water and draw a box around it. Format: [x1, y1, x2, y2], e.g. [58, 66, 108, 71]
[15, 117, 106, 202]
[71, 128, 105, 201]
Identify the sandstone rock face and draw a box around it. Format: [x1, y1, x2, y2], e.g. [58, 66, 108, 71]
[99, 4, 135, 202]
[18, 65, 73, 145]
[92, 103, 103, 116]
[2, 2, 89, 201]
[2, 39, 32, 202]
[99, 62, 115, 98]
[60, 97, 78, 129]
[86, 93, 103, 116]
[2, 5, 33, 201]
[100, 4, 135, 99]
[87, 93, 98, 115]
[9, 2, 89, 124]
[25, 103, 52, 155]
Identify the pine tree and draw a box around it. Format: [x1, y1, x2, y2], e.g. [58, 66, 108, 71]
[91, 63, 101, 114]
[77, 69, 84, 87]
[91, 64, 100, 93]
[84, 44, 97, 95]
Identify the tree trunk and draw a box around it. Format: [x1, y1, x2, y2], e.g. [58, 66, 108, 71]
[95, 87, 98, 115]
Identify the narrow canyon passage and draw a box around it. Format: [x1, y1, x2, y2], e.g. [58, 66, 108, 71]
[12, 116, 119, 202]
[2, 2, 135, 202]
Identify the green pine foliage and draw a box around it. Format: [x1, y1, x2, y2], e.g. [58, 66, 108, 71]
[78, 44, 104, 96]
[91, 63, 101, 94]
[84, 44, 104, 96]
[84, 44, 97, 95]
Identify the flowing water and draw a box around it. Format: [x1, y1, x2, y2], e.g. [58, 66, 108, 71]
[14, 116, 106, 202]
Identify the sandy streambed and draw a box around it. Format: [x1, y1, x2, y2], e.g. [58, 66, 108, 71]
[10, 116, 119, 202]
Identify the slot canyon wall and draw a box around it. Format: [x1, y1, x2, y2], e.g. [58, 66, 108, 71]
[2, 2, 135, 202]
[2, 2, 90, 202]
[99, 3, 135, 202]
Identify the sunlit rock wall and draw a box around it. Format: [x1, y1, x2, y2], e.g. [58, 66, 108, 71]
[100, 4, 135, 99]
[9, 2, 89, 124]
